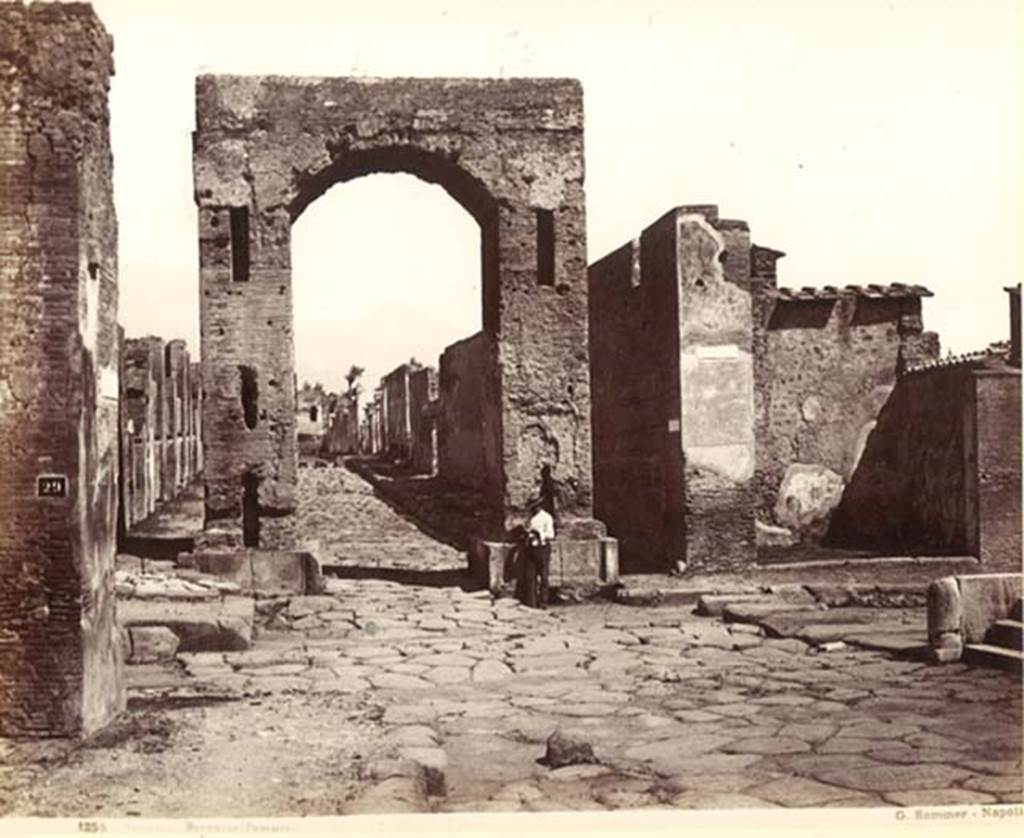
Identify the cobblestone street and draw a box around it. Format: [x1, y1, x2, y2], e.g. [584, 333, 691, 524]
[2, 468, 1021, 817]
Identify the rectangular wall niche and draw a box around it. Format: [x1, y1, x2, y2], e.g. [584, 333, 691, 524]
[239, 365, 259, 429]
[536, 208, 555, 286]
[229, 206, 250, 283]
[242, 472, 261, 548]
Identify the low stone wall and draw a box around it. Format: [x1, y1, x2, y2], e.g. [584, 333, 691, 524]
[927, 573, 1022, 662]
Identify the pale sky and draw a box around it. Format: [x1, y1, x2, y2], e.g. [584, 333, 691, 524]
[96, 0, 1023, 393]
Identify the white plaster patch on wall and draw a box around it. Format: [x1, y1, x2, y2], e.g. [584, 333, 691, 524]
[83, 265, 99, 354]
[99, 366, 118, 401]
[679, 346, 755, 482]
[695, 344, 740, 360]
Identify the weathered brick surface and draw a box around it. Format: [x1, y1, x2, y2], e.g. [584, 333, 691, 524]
[0, 1, 123, 736]
[194, 76, 598, 544]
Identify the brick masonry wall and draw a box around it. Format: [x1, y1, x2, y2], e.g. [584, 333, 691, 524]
[588, 233, 684, 572]
[0, 1, 123, 736]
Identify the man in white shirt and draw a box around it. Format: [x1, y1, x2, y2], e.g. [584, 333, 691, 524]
[521, 496, 554, 608]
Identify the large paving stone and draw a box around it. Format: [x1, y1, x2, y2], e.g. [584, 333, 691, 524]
[423, 666, 471, 685]
[671, 791, 777, 809]
[370, 673, 432, 690]
[962, 774, 1024, 794]
[884, 789, 998, 806]
[810, 762, 971, 792]
[749, 776, 873, 807]
[722, 737, 810, 755]
[117, 596, 254, 651]
[472, 659, 513, 682]
[624, 734, 736, 775]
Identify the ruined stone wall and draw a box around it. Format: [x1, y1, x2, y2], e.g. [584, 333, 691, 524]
[383, 364, 413, 461]
[123, 338, 160, 526]
[190, 360, 203, 475]
[754, 290, 939, 545]
[675, 208, 757, 569]
[321, 392, 359, 457]
[195, 75, 595, 543]
[588, 238, 683, 572]
[826, 361, 1017, 560]
[588, 205, 758, 571]
[974, 369, 1022, 568]
[438, 333, 491, 492]
[0, 1, 123, 736]
[162, 340, 190, 498]
[410, 366, 439, 474]
[118, 336, 201, 530]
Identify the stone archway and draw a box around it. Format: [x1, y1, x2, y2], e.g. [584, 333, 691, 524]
[193, 76, 603, 548]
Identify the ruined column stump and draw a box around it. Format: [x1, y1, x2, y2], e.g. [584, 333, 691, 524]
[0, 2, 124, 736]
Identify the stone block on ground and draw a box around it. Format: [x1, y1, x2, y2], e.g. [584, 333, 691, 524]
[345, 777, 428, 814]
[958, 573, 1022, 643]
[183, 550, 324, 596]
[773, 463, 845, 533]
[127, 626, 180, 664]
[398, 746, 448, 795]
[117, 596, 254, 652]
[543, 730, 598, 768]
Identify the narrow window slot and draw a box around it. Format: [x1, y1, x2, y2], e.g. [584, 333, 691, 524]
[239, 365, 259, 429]
[230, 206, 250, 283]
[242, 472, 261, 547]
[536, 209, 555, 286]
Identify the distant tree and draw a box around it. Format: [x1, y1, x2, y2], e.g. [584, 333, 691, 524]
[345, 364, 365, 398]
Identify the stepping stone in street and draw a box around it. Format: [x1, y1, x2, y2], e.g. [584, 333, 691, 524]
[472, 659, 513, 682]
[722, 737, 811, 755]
[370, 673, 433, 691]
[748, 776, 874, 807]
[810, 762, 971, 793]
[423, 666, 471, 685]
[884, 789, 999, 807]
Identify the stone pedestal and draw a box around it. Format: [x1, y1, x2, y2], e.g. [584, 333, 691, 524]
[468, 536, 619, 596]
[180, 550, 325, 596]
